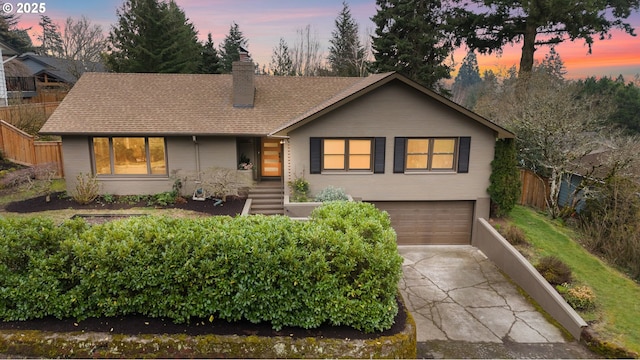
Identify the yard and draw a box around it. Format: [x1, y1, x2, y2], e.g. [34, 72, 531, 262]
[506, 205, 640, 356]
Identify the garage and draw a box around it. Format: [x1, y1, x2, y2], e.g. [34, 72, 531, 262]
[371, 201, 474, 245]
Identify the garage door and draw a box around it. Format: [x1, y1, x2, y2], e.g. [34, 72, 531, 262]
[371, 201, 474, 245]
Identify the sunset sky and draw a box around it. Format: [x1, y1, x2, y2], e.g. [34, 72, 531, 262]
[10, 0, 640, 80]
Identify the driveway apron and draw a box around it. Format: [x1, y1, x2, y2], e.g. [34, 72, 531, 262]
[399, 245, 596, 359]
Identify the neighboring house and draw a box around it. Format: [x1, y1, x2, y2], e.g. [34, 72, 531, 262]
[15, 52, 106, 89]
[40, 55, 514, 245]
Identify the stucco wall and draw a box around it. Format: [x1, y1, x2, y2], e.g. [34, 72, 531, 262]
[61, 135, 238, 195]
[286, 81, 497, 203]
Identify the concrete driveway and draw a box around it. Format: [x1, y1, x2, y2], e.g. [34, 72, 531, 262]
[399, 245, 596, 359]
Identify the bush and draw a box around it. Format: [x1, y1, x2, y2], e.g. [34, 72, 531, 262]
[71, 173, 100, 204]
[498, 224, 528, 246]
[535, 256, 573, 286]
[488, 139, 521, 218]
[0, 203, 402, 333]
[288, 175, 310, 202]
[314, 186, 348, 202]
[556, 283, 596, 311]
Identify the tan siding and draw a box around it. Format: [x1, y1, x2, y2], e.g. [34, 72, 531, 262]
[61, 136, 92, 194]
[63, 136, 238, 196]
[287, 82, 496, 202]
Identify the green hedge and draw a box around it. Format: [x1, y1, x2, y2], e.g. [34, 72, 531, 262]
[0, 202, 402, 333]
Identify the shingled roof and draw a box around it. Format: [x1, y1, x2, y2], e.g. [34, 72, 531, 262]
[40, 71, 514, 139]
[39, 72, 387, 136]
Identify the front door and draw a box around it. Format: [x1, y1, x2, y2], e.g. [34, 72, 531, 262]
[261, 139, 282, 177]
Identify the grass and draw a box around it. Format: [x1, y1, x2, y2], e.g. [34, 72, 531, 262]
[508, 205, 640, 355]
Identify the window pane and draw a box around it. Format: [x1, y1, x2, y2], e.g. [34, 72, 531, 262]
[433, 139, 456, 153]
[349, 155, 371, 169]
[349, 139, 371, 154]
[407, 154, 428, 169]
[113, 137, 147, 174]
[324, 155, 345, 169]
[432, 154, 454, 169]
[93, 137, 111, 175]
[324, 139, 345, 155]
[149, 137, 166, 175]
[407, 139, 429, 153]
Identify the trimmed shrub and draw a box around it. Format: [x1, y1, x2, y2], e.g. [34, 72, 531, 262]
[488, 138, 521, 218]
[535, 256, 573, 286]
[315, 186, 349, 202]
[0, 203, 402, 333]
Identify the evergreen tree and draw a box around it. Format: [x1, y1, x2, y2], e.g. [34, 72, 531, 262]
[451, 50, 482, 108]
[270, 38, 294, 76]
[449, 0, 640, 75]
[328, 1, 367, 76]
[105, 0, 202, 73]
[198, 33, 221, 74]
[371, 0, 454, 90]
[534, 47, 566, 81]
[219, 22, 248, 73]
[0, 12, 33, 53]
[488, 138, 521, 217]
[37, 15, 63, 56]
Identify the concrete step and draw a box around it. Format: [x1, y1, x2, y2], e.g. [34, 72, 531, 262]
[251, 198, 283, 205]
[250, 209, 285, 215]
[250, 204, 284, 210]
[248, 192, 284, 199]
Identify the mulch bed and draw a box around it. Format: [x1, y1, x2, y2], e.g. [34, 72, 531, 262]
[4, 192, 246, 216]
[0, 297, 407, 340]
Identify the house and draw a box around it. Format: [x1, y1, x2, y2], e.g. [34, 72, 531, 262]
[15, 53, 106, 89]
[39, 55, 514, 245]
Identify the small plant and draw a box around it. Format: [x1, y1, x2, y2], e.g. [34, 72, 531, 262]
[315, 186, 349, 202]
[149, 191, 178, 206]
[498, 224, 528, 246]
[535, 255, 573, 286]
[121, 194, 147, 205]
[556, 283, 596, 311]
[71, 173, 101, 205]
[101, 193, 116, 204]
[238, 153, 253, 170]
[288, 175, 310, 202]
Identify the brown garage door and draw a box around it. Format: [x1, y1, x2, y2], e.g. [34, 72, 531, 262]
[371, 201, 474, 245]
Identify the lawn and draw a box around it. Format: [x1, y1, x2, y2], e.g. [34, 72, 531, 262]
[508, 205, 640, 355]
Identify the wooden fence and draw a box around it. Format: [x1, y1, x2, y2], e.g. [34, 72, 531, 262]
[0, 120, 63, 177]
[519, 169, 549, 210]
[0, 102, 60, 123]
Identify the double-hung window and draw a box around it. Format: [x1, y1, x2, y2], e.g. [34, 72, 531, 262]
[92, 137, 167, 176]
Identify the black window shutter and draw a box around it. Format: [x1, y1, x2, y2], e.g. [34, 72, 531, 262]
[393, 137, 406, 173]
[310, 138, 321, 174]
[458, 137, 471, 173]
[373, 137, 385, 173]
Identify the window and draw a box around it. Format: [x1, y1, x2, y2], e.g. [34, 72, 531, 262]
[92, 137, 167, 176]
[310, 137, 386, 174]
[406, 138, 456, 171]
[394, 137, 470, 173]
[322, 138, 372, 171]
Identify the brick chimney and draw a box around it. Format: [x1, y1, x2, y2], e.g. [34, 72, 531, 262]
[232, 47, 255, 108]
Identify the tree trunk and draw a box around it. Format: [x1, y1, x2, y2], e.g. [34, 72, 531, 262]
[519, 22, 537, 75]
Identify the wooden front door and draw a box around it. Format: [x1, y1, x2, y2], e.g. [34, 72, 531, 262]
[261, 139, 282, 177]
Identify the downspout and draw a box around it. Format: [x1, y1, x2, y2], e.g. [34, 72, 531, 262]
[193, 135, 201, 180]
